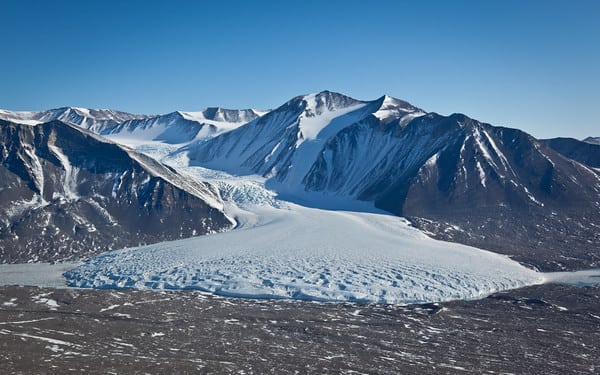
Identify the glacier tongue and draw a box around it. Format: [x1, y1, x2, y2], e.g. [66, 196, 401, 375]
[64, 160, 543, 304]
[64, 200, 542, 304]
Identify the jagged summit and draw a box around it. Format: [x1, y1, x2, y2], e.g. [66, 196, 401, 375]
[372, 95, 425, 125]
[378, 95, 421, 111]
[299, 91, 364, 116]
[0, 106, 148, 133]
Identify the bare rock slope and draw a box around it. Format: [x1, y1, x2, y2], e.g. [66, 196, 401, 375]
[0, 119, 232, 263]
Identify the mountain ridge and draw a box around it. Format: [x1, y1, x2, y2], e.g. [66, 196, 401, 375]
[0, 118, 233, 263]
[1, 91, 598, 270]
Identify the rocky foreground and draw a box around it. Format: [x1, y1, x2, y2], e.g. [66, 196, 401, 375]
[0, 284, 598, 374]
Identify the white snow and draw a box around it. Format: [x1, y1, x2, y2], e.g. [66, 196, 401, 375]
[472, 127, 500, 171]
[105, 115, 192, 146]
[0, 109, 43, 125]
[33, 295, 59, 309]
[15, 333, 81, 347]
[419, 152, 440, 182]
[22, 147, 45, 200]
[425, 152, 439, 168]
[105, 108, 262, 149]
[373, 95, 425, 125]
[0, 107, 147, 130]
[475, 161, 487, 187]
[74, 107, 91, 116]
[2, 298, 17, 307]
[0, 318, 55, 325]
[522, 185, 543, 206]
[99, 304, 120, 312]
[48, 144, 79, 201]
[481, 128, 513, 174]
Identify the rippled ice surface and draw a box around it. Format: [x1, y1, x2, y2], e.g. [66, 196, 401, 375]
[65, 204, 542, 304]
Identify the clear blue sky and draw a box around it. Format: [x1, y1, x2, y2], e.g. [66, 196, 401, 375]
[1, 0, 598, 139]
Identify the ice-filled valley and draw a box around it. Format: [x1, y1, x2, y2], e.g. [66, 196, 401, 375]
[64, 150, 544, 304]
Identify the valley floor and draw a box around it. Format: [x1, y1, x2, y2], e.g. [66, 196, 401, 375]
[1, 283, 598, 374]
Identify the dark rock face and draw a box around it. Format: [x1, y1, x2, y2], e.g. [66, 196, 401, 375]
[201, 107, 262, 123]
[0, 120, 232, 263]
[541, 137, 600, 168]
[366, 116, 600, 272]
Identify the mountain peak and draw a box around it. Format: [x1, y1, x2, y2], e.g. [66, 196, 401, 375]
[379, 95, 420, 111]
[300, 91, 363, 117]
[372, 95, 425, 125]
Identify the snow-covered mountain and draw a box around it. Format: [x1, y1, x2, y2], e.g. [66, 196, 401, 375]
[185, 92, 425, 191]
[0, 119, 233, 263]
[0, 107, 148, 133]
[184, 91, 600, 271]
[0, 106, 265, 145]
[101, 107, 264, 145]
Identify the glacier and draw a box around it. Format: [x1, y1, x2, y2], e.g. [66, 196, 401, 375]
[64, 159, 544, 304]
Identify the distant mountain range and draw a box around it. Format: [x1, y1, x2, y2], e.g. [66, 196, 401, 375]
[1, 92, 598, 271]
